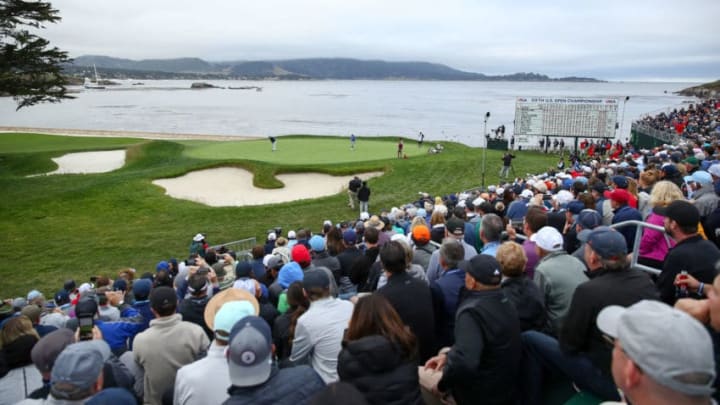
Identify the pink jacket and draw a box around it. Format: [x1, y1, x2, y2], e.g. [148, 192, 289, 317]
[638, 212, 676, 262]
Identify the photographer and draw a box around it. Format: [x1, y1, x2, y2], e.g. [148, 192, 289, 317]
[500, 152, 515, 179]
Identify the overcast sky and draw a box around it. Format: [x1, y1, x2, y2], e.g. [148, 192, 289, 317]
[41, 0, 720, 81]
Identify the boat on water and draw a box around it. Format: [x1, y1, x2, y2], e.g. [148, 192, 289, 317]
[228, 86, 263, 92]
[84, 64, 106, 90]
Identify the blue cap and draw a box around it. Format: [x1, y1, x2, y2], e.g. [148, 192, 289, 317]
[303, 269, 330, 290]
[309, 235, 325, 252]
[586, 226, 627, 259]
[156, 261, 169, 272]
[567, 200, 585, 215]
[277, 262, 303, 289]
[86, 388, 137, 405]
[577, 209, 602, 231]
[227, 316, 273, 387]
[112, 279, 127, 292]
[27, 290, 42, 301]
[692, 171, 713, 185]
[343, 229, 357, 244]
[235, 261, 253, 279]
[611, 176, 628, 189]
[54, 290, 70, 306]
[132, 279, 152, 300]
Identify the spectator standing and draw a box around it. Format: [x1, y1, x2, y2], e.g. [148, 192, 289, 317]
[357, 181, 371, 215]
[426, 217, 478, 283]
[134, 287, 210, 405]
[429, 239, 466, 347]
[638, 181, 681, 269]
[348, 176, 361, 209]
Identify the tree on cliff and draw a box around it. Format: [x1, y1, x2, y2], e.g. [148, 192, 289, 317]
[0, 0, 73, 110]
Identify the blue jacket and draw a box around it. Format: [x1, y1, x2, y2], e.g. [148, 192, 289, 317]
[612, 204, 643, 250]
[430, 269, 466, 347]
[225, 364, 325, 405]
[132, 300, 154, 331]
[95, 316, 146, 353]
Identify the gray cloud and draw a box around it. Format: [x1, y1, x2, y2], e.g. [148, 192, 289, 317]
[42, 0, 720, 81]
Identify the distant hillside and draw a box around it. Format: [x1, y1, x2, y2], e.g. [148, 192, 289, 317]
[69, 55, 601, 82]
[676, 80, 720, 98]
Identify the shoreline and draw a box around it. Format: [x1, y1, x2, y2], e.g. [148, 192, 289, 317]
[0, 126, 263, 141]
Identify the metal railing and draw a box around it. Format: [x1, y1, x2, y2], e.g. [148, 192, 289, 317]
[608, 220, 671, 276]
[631, 122, 681, 145]
[211, 237, 257, 261]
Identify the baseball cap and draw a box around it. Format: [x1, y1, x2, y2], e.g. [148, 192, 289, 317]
[683, 156, 699, 166]
[597, 300, 715, 396]
[287, 230, 297, 239]
[132, 279, 152, 300]
[63, 280, 76, 292]
[606, 188, 631, 204]
[27, 290, 42, 301]
[291, 244, 312, 265]
[692, 170, 713, 185]
[446, 217, 465, 236]
[111, 279, 127, 293]
[187, 274, 209, 295]
[585, 226, 627, 259]
[266, 255, 284, 270]
[235, 261, 253, 279]
[75, 297, 98, 318]
[412, 225, 431, 244]
[277, 262, 303, 289]
[577, 209, 602, 232]
[611, 175, 628, 189]
[661, 164, 679, 175]
[156, 261, 170, 272]
[303, 269, 330, 290]
[359, 211, 370, 221]
[343, 229, 357, 244]
[531, 226, 564, 252]
[591, 182, 608, 194]
[50, 340, 111, 399]
[227, 316, 273, 387]
[31, 328, 75, 373]
[567, 200, 585, 215]
[309, 235, 325, 252]
[149, 286, 177, 312]
[213, 301, 257, 342]
[54, 290, 70, 306]
[460, 255, 502, 286]
[193, 233, 205, 242]
[653, 200, 700, 228]
[267, 232, 277, 241]
[520, 189, 534, 199]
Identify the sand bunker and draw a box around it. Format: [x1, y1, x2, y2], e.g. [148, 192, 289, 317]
[46, 150, 126, 175]
[153, 167, 383, 207]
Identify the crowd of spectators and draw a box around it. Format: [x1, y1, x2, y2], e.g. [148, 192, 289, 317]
[5, 118, 720, 404]
[637, 99, 720, 143]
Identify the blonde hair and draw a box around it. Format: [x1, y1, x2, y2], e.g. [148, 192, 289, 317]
[410, 216, 427, 229]
[430, 210, 446, 226]
[496, 242, 527, 278]
[0, 316, 39, 348]
[650, 180, 684, 208]
[627, 178, 639, 198]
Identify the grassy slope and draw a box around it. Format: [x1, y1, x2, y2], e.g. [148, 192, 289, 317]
[0, 133, 557, 297]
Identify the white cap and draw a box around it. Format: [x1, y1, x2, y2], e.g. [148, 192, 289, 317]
[267, 232, 276, 241]
[287, 230, 296, 239]
[708, 164, 720, 178]
[359, 212, 370, 221]
[193, 233, 205, 242]
[323, 220, 332, 227]
[520, 189, 534, 199]
[531, 226, 564, 252]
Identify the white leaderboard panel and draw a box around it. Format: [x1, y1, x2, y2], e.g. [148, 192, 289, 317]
[514, 97, 619, 138]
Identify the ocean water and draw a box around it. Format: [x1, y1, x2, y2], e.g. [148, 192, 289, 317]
[0, 80, 699, 147]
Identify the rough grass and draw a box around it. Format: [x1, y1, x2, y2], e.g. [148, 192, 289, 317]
[0, 132, 557, 297]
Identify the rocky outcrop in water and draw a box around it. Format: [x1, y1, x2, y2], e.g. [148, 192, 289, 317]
[676, 80, 720, 98]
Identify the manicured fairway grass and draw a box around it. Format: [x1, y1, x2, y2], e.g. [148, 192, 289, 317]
[0, 133, 558, 297]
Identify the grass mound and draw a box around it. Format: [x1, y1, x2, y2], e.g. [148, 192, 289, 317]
[0, 132, 557, 296]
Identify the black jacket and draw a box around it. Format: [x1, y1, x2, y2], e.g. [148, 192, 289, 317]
[338, 335, 423, 405]
[438, 289, 521, 405]
[377, 272, 436, 363]
[357, 186, 371, 202]
[657, 235, 720, 305]
[501, 276, 547, 332]
[179, 295, 213, 340]
[560, 267, 659, 375]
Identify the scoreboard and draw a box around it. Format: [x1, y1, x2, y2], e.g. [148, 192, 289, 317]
[514, 97, 619, 138]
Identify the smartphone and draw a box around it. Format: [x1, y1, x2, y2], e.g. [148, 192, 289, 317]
[78, 317, 94, 341]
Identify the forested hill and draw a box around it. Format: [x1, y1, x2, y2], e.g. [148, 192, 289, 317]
[69, 55, 601, 82]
